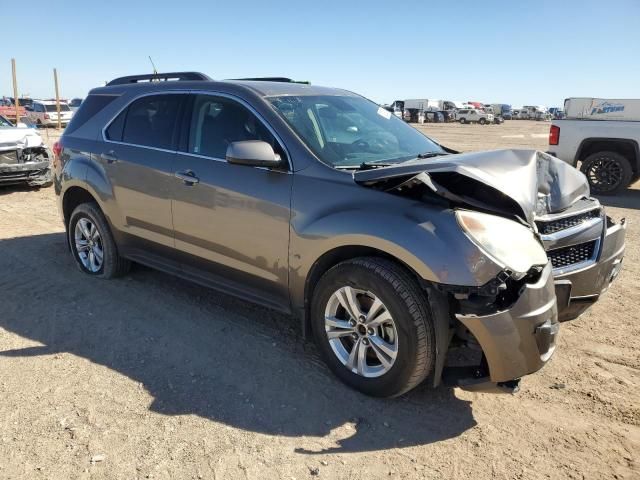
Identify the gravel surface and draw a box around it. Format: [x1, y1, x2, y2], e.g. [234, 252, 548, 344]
[0, 121, 638, 479]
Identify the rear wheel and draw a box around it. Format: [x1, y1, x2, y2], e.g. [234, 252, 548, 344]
[311, 258, 435, 397]
[459, 117, 466, 124]
[580, 151, 633, 195]
[68, 202, 130, 278]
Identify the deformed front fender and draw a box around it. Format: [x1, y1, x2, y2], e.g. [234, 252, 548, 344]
[289, 203, 504, 315]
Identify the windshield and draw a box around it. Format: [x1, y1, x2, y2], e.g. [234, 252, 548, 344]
[268, 95, 444, 167]
[44, 104, 71, 112]
[0, 115, 13, 127]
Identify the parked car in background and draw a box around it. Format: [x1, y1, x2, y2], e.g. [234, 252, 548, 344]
[487, 103, 512, 119]
[456, 108, 494, 124]
[28, 100, 74, 127]
[0, 114, 52, 187]
[548, 107, 565, 119]
[69, 98, 83, 112]
[548, 97, 640, 194]
[439, 110, 456, 122]
[517, 109, 531, 120]
[8, 97, 34, 109]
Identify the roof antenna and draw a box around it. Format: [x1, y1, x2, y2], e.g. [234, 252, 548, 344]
[148, 56, 160, 81]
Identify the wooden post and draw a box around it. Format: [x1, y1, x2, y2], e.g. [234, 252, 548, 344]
[11, 58, 19, 125]
[54, 68, 61, 130]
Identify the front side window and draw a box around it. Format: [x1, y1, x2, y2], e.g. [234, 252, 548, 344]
[268, 95, 444, 168]
[186, 94, 281, 160]
[106, 94, 183, 149]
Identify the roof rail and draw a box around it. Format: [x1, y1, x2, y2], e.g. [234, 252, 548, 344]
[229, 77, 310, 84]
[106, 72, 212, 86]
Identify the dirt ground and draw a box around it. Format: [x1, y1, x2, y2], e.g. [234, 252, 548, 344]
[0, 121, 638, 479]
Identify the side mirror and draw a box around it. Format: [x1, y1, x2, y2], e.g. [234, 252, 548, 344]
[226, 140, 282, 168]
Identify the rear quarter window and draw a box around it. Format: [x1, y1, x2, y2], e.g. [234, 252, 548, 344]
[65, 94, 120, 135]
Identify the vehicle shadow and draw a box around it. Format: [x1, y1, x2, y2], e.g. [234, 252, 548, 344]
[596, 187, 640, 211]
[0, 232, 476, 454]
[0, 184, 50, 195]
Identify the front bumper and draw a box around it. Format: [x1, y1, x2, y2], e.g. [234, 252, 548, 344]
[0, 160, 52, 187]
[554, 217, 626, 321]
[455, 263, 558, 386]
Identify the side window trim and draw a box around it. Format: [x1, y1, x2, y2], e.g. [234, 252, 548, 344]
[182, 91, 291, 171]
[102, 91, 188, 154]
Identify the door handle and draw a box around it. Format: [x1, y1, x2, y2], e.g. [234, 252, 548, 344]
[101, 150, 118, 164]
[175, 170, 199, 185]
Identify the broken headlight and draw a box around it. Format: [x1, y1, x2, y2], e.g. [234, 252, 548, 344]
[456, 209, 548, 275]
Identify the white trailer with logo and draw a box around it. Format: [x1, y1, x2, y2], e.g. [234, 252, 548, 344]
[564, 98, 640, 121]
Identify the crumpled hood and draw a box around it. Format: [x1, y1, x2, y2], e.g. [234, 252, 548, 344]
[0, 128, 43, 152]
[354, 149, 590, 224]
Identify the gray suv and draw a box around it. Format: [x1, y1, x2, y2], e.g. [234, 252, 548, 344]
[53, 72, 625, 397]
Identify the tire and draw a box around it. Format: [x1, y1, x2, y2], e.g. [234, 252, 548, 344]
[580, 151, 633, 195]
[68, 202, 130, 278]
[459, 117, 466, 124]
[310, 257, 435, 397]
[479, 118, 487, 125]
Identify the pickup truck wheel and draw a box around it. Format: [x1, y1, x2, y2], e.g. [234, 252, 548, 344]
[580, 151, 633, 195]
[479, 118, 487, 125]
[311, 257, 435, 397]
[68, 202, 131, 278]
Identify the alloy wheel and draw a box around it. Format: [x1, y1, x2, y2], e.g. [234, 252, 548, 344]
[74, 218, 104, 273]
[585, 156, 623, 192]
[324, 286, 398, 378]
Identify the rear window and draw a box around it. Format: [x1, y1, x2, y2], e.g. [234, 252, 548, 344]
[65, 94, 119, 135]
[44, 104, 71, 112]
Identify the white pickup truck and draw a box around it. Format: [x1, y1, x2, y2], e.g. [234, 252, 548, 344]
[547, 98, 640, 194]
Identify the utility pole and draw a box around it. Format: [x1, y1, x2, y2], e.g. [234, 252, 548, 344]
[11, 58, 19, 125]
[54, 68, 61, 129]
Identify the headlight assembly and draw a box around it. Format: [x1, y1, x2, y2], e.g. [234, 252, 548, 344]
[456, 209, 548, 274]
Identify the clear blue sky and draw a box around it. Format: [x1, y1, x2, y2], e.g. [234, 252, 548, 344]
[2, 0, 638, 107]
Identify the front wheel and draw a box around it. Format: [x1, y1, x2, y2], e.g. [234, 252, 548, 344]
[479, 118, 487, 125]
[311, 258, 435, 397]
[580, 151, 633, 195]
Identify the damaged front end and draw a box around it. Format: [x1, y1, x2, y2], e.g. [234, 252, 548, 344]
[438, 263, 558, 393]
[355, 149, 625, 391]
[355, 149, 626, 323]
[0, 132, 52, 188]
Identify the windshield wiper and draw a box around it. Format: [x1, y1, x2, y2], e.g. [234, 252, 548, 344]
[417, 151, 448, 159]
[334, 161, 393, 171]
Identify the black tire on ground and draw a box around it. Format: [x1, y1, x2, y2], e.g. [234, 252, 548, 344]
[68, 202, 131, 278]
[580, 151, 633, 195]
[459, 117, 466, 124]
[479, 118, 487, 125]
[310, 257, 435, 398]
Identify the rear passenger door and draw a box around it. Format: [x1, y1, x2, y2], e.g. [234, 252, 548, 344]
[171, 93, 292, 311]
[102, 93, 187, 258]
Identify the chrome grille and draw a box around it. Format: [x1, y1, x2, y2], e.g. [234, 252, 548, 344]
[536, 209, 600, 235]
[548, 241, 597, 269]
